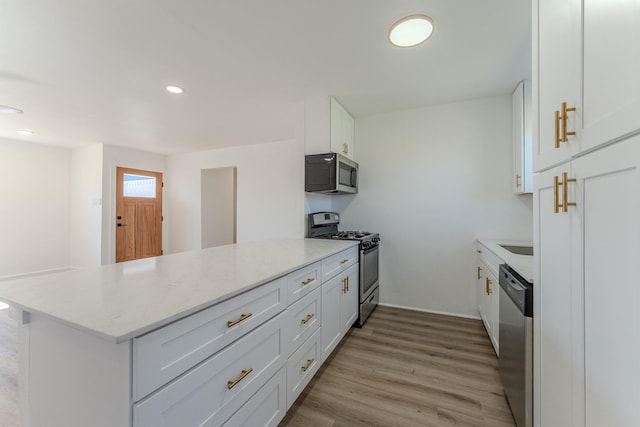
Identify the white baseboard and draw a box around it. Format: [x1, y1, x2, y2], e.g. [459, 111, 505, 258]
[378, 302, 481, 320]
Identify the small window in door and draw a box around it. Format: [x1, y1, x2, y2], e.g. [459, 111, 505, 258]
[123, 174, 157, 198]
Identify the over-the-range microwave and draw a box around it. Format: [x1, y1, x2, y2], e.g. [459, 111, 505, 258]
[305, 152, 358, 194]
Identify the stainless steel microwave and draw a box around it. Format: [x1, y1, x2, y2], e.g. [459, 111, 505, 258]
[305, 152, 358, 194]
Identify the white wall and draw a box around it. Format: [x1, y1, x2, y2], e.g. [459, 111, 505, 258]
[168, 139, 304, 253]
[0, 138, 71, 276]
[336, 96, 533, 318]
[201, 167, 236, 248]
[101, 145, 167, 264]
[70, 144, 103, 268]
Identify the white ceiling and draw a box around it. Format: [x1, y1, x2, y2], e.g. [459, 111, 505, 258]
[0, 0, 531, 154]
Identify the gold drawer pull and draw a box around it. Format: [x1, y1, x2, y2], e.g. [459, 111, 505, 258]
[516, 174, 521, 188]
[561, 172, 576, 212]
[301, 358, 315, 372]
[561, 102, 576, 142]
[227, 368, 253, 389]
[477, 266, 482, 280]
[301, 313, 315, 324]
[301, 277, 315, 286]
[227, 312, 252, 328]
[486, 277, 492, 295]
[340, 259, 349, 264]
[555, 110, 561, 148]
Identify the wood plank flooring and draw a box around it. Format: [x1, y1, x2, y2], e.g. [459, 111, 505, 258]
[0, 310, 18, 427]
[0, 306, 514, 427]
[280, 306, 515, 427]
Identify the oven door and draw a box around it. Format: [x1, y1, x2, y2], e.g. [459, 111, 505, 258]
[360, 244, 379, 302]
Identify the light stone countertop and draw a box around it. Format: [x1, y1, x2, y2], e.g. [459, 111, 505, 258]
[477, 239, 534, 283]
[0, 238, 357, 343]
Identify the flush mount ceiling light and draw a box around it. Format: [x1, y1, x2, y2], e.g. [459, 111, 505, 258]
[388, 14, 435, 47]
[0, 105, 24, 114]
[16, 129, 34, 135]
[166, 85, 184, 94]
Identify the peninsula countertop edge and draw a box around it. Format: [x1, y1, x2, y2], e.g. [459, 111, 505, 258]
[0, 238, 358, 343]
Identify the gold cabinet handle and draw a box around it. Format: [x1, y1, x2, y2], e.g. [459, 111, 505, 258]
[340, 259, 349, 264]
[516, 174, 522, 188]
[561, 102, 576, 142]
[561, 172, 577, 212]
[342, 143, 348, 155]
[555, 110, 561, 148]
[486, 277, 492, 295]
[554, 175, 561, 213]
[477, 266, 482, 280]
[227, 312, 253, 328]
[301, 358, 315, 372]
[301, 313, 315, 324]
[342, 277, 347, 293]
[346, 276, 349, 292]
[227, 368, 253, 389]
[301, 277, 315, 286]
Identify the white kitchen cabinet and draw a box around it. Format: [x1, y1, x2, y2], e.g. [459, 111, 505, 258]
[534, 0, 640, 172]
[533, 137, 640, 427]
[321, 263, 358, 362]
[476, 245, 499, 355]
[286, 328, 321, 408]
[330, 97, 355, 160]
[512, 80, 532, 194]
[133, 312, 286, 427]
[283, 287, 321, 359]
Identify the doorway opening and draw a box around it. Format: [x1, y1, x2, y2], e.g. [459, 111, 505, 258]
[115, 167, 163, 263]
[201, 167, 237, 248]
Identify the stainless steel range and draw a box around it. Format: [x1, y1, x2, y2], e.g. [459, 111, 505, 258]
[307, 212, 380, 326]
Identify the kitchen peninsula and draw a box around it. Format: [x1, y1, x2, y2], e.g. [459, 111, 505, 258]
[0, 238, 359, 427]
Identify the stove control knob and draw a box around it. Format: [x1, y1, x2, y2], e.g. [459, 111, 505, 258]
[373, 237, 380, 243]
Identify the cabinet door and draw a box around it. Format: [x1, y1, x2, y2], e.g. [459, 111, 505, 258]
[320, 272, 343, 362]
[574, 137, 640, 427]
[533, 164, 578, 427]
[513, 81, 533, 194]
[330, 97, 355, 160]
[581, 0, 640, 153]
[340, 264, 359, 335]
[533, 0, 581, 171]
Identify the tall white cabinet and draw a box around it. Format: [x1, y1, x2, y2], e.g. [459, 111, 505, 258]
[534, 1, 640, 426]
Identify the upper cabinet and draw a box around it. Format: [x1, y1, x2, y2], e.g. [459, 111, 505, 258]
[513, 80, 533, 194]
[534, 0, 640, 172]
[330, 97, 355, 160]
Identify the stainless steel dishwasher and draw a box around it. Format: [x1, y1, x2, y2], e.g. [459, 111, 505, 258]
[498, 264, 533, 427]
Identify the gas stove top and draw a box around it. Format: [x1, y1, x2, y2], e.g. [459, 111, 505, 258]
[307, 212, 380, 248]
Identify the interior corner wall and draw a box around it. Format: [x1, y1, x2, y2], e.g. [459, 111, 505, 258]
[337, 96, 534, 317]
[0, 138, 71, 276]
[70, 144, 103, 268]
[101, 145, 168, 265]
[167, 139, 304, 254]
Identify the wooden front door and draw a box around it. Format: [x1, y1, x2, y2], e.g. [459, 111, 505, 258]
[116, 167, 163, 263]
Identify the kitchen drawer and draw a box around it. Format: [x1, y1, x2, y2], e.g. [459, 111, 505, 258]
[133, 277, 286, 401]
[222, 368, 286, 427]
[321, 246, 358, 282]
[283, 287, 321, 358]
[286, 261, 321, 305]
[133, 312, 285, 427]
[286, 328, 321, 409]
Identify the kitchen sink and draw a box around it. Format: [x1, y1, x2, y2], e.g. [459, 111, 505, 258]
[499, 244, 533, 256]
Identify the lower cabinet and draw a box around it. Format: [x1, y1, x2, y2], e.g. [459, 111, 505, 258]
[476, 244, 499, 355]
[321, 263, 359, 362]
[133, 313, 285, 426]
[286, 328, 321, 408]
[222, 368, 287, 427]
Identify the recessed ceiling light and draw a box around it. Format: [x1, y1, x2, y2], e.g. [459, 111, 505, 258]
[0, 105, 23, 114]
[389, 14, 435, 48]
[17, 129, 34, 135]
[166, 85, 184, 94]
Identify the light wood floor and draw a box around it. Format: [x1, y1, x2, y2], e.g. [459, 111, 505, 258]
[0, 306, 514, 427]
[280, 306, 515, 427]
